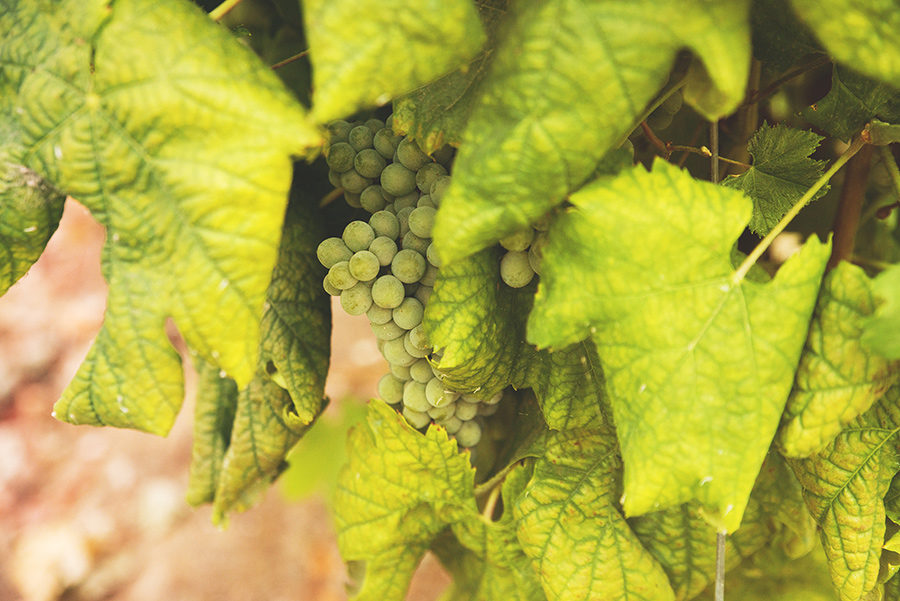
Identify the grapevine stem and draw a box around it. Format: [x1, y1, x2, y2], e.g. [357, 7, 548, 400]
[715, 530, 726, 601]
[731, 135, 867, 285]
[319, 187, 345, 207]
[743, 54, 830, 106]
[209, 0, 244, 21]
[271, 50, 310, 70]
[481, 483, 502, 522]
[829, 144, 874, 268]
[668, 145, 750, 169]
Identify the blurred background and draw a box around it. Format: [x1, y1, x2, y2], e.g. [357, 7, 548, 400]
[0, 199, 449, 601]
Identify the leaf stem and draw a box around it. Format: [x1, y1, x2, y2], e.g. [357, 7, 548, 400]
[731, 136, 867, 285]
[209, 0, 244, 21]
[668, 145, 750, 169]
[829, 144, 874, 268]
[715, 530, 726, 601]
[271, 50, 310, 70]
[711, 120, 719, 183]
[480, 483, 502, 522]
[743, 54, 830, 106]
[319, 187, 345, 207]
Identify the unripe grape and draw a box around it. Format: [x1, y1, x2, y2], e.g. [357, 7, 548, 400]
[402, 407, 431, 429]
[366, 303, 393, 325]
[368, 236, 398, 266]
[348, 250, 380, 281]
[390, 362, 411, 380]
[406, 324, 429, 352]
[416, 162, 448, 193]
[393, 297, 424, 330]
[427, 403, 456, 421]
[478, 403, 500, 416]
[396, 206, 414, 237]
[416, 194, 434, 209]
[348, 125, 374, 151]
[371, 274, 405, 309]
[528, 233, 548, 275]
[396, 138, 430, 171]
[438, 415, 462, 434]
[378, 373, 405, 404]
[410, 359, 434, 384]
[340, 282, 373, 315]
[420, 264, 438, 287]
[360, 185, 389, 213]
[484, 391, 503, 405]
[369, 211, 400, 240]
[326, 142, 354, 172]
[383, 336, 416, 367]
[381, 163, 417, 196]
[455, 399, 480, 421]
[327, 120, 353, 143]
[342, 221, 376, 252]
[327, 261, 357, 290]
[414, 285, 432, 305]
[403, 380, 431, 412]
[408, 206, 436, 238]
[372, 319, 405, 341]
[500, 227, 534, 252]
[426, 243, 441, 267]
[455, 420, 482, 447]
[429, 176, 452, 205]
[322, 274, 341, 297]
[500, 250, 535, 288]
[364, 118, 384, 133]
[354, 148, 387, 179]
[373, 128, 401, 159]
[317, 237, 352, 268]
[340, 169, 372, 194]
[327, 169, 342, 188]
[401, 231, 430, 255]
[391, 249, 426, 284]
[425, 377, 453, 407]
[344, 191, 362, 208]
[403, 334, 430, 359]
[393, 192, 419, 211]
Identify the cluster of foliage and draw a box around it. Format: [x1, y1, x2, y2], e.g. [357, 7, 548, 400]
[2, 0, 900, 600]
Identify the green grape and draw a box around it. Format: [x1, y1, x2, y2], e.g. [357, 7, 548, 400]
[344, 191, 362, 208]
[484, 391, 503, 405]
[414, 284, 432, 306]
[438, 415, 462, 434]
[316, 237, 352, 268]
[402, 231, 430, 255]
[408, 206, 436, 238]
[402, 380, 431, 412]
[372, 319, 405, 341]
[383, 336, 416, 367]
[403, 334, 429, 359]
[427, 403, 456, 421]
[391, 249, 427, 284]
[416, 194, 434, 209]
[326, 141, 355, 172]
[366, 303, 393, 325]
[360, 185, 389, 213]
[478, 403, 500, 416]
[327, 120, 353, 143]
[327, 261, 358, 290]
[393, 297, 424, 330]
[406, 324, 429, 352]
[455, 399, 479, 421]
[420, 264, 438, 287]
[429, 175, 452, 205]
[348, 250, 380, 281]
[409, 359, 433, 384]
[322, 274, 341, 297]
[354, 148, 387, 179]
[646, 109, 673, 131]
[327, 169, 342, 188]
[364, 118, 385, 133]
[371, 274, 405, 308]
[500, 227, 534, 252]
[425, 243, 441, 267]
[455, 420, 482, 447]
[342, 221, 376, 252]
[500, 250, 535, 288]
[381, 163, 417, 196]
[340, 169, 372, 194]
[348, 125, 374, 151]
[368, 236, 398, 266]
[426, 377, 456, 407]
[390, 362, 411, 381]
[396, 206, 414, 237]
[369, 210, 400, 240]
[402, 407, 431, 429]
[396, 138, 430, 171]
[416, 162, 448, 193]
[340, 282, 373, 315]
[393, 191, 419, 211]
[528, 232, 548, 275]
[373, 128, 401, 160]
[378, 373, 405, 404]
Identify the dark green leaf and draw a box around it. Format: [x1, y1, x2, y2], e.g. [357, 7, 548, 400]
[750, 0, 823, 71]
[803, 66, 900, 142]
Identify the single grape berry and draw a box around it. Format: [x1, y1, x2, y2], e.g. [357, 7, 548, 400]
[348, 125, 374, 151]
[409, 359, 433, 384]
[500, 227, 535, 252]
[371, 274, 405, 308]
[479, 403, 500, 416]
[402, 407, 431, 429]
[403, 334, 430, 359]
[429, 175, 452, 205]
[416, 194, 434, 209]
[406, 324, 429, 352]
[372, 319, 405, 341]
[322, 274, 341, 297]
[368, 236, 398, 266]
[348, 250, 380, 282]
[369, 210, 400, 240]
[416, 162, 448, 193]
[393, 297, 424, 330]
[354, 148, 387, 179]
[327, 120, 353, 143]
[500, 250, 535, 288]
[360, 185, 389, 213]
[342, 221, 376, 252]
[420, 264, 438, 287]
[316, 237, 352, 268]
[393, 192, 419, 211]
[344, 191, 362, 208]
[383, 336, 416, 367]
[326, 142, 355, 173]
[381, 163, 417, 196]
[425, 377, 454, 407]
[377, 373, 404, 404]
[402, 380, 431, 412]
[408, 206, 436, 238]
[390, 362, 411, 380]
[428, 403, 456, 421]
[455, 399, 479, 421]
[391, 249, 427, 284]
[366, 303, 393, 325]
[401, 231, 430, 255]
[327, 261, 358, 290]
[364, 118, 384, 133]
[373, 128, 401, 160]
[455, 420, 482, 447]
[396, 138, 430, 171]
[340, 282, 373, 315]
[414, 284, 432, 305]
[396, 206, 414, 237]
[339, 169, 372, 194]
[426, 243, 441, 267]
[438, 415, 463, 434]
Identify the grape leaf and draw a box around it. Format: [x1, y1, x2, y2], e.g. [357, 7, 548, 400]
[0, 0, 320, 435]
[392, 0, 508, 154]
[514, 427, 676, 601]
[302, 0, 486, 123]
[790, 386, 900, 601]
[722, 123, 828, 236]
[334, 401, 477, 601]
[803, 66, 900, 142]
[750, 0, 823, 72]
[433, 0, 751, 265]
[528, 160, 830, 531]
[531, 340, 609, 431]
[779, 263, 900, 458]
[790, 0, 900, 87]
[887, 475, 900, 524]
[863, 264, 900, 360]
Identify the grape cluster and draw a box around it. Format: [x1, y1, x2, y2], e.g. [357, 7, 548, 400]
[316, 115, 500, 448]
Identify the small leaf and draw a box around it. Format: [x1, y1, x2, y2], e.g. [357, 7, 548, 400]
[528, 161, 830, 530]
[779, 263, 900, 458]
[722, 123, 828, 236]
[434, 0, 751, 265]
[803, 66, 900, 142]
[790, 0, 900, 87]
[303, 0, 486, 122]
[790, 387, 900, 601]
[863, 264, 900, 359]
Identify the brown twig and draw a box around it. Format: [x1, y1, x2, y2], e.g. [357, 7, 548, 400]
[271, 49, 310, 70]
[828, 144, 875, 269]
[319, 187, 345, 207]
[641, 121, 671, 159]
[743, 54, 831, 107]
